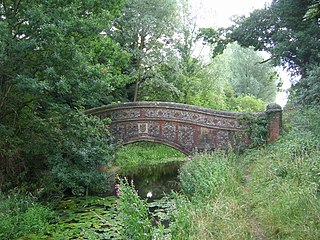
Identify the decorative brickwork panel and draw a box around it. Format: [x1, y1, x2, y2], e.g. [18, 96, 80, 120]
[86, 102, 281, 155]
[178, 125, 194, 151]
[162, 123, 176, 142]
[148, 122, 161, 137]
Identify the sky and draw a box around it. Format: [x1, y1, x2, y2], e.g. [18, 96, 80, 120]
[190, 0, 273, 28]
[190, 0, 289, 107]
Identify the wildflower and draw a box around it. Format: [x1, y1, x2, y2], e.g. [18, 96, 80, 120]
[147, 192, 152, 198]
[115, 183, 120, 196]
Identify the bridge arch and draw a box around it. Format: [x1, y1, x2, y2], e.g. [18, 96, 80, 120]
[121, 138, 189, 155]
[86, 102, 282, 155]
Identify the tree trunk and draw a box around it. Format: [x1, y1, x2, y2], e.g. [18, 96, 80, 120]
[133, 80, 139, 102]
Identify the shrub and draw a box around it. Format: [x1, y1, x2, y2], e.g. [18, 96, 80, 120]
[0, 191, 56, 239]
[25, 109, 115, 196]
[1, 107, 115, 197]
[115, 178, 166, 240]
[228, 95, 266, 112]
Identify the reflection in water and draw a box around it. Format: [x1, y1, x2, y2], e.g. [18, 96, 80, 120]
[119, 160, 184, 199]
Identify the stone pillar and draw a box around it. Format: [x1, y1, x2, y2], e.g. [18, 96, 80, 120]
[266, 103, 282, 142]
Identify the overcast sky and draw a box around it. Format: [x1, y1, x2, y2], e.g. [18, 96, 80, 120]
[190, 0, 272, 28]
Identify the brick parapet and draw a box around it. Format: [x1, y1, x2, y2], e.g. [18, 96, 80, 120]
[86, 102, 282, 154]
[266, 103, 282, 142]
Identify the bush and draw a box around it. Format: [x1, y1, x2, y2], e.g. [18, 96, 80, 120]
[43, 110, 115, 196]
[228, 95, 266, 112]
[1, 107, 115, 197]
[115, 178, 166, 240]
[0, 191, 56, 239]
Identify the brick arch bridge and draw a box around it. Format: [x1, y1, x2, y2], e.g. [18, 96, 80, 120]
[86, 102, 282, 155]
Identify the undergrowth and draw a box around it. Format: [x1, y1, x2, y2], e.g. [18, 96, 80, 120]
[168, 106, 320, 239]
[0, 191, 57, 240]
[4, 106, 318, 239]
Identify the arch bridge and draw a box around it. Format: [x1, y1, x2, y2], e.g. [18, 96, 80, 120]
[86, 102, 282, 155]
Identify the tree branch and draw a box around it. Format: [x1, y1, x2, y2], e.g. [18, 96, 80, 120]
[257, 57, 273, 64]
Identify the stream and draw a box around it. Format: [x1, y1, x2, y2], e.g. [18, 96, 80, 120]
[20, 161, 184, 240]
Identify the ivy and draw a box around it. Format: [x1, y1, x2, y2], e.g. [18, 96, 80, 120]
[238, 113, 268, 148]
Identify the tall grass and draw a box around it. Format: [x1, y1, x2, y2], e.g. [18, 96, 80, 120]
[169, 106, 320, 239]
[171, 151, 255, 239]
[0, 191, 56, 239]
[242, 107, 320, 239]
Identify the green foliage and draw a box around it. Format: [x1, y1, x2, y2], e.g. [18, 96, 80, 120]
[291, 64, 320, 106]
[115, 142, 185, 169]
[242, 129, 320, 238]
[0, 0, 127, 195]
[0, 191, 56, 240]
[210, 42, 278, 103]
[19, 195, 122, 239]
[304, 0, 320, 21]
[200, 0, 320, 107]
[1, 108, 115, 197]
[198, 27, 231, 58]
[171, 105, 320, 239]
[116, 178, 153, 239]
[112, 0, 178, 101]
[171, 151, 254, 239]
[116, 178, 166, 239]
[229, 0, 320, 77]
[170, 195, 254, 240]
[228, 95, 266, 112]
[43, 111, 114, 196]
[179, 151, 242, 200]
[238, 113, 268, 148]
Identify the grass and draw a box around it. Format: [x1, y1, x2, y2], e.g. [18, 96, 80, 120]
[3, 107, 319, 240]
[0, 191, 57, 240]
[169, 106, 320, 240]
[115, 142, 186, 169]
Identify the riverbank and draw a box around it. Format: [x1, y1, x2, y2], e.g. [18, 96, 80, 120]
[1, 106, 319, 239]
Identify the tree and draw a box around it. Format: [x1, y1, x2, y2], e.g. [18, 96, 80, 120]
[112, 0, 178, 101]
[138, 0, 229, 109]
[211, 43, 278, 103]
[291, 64, 320, 106]
[0, 0, 128, 195]
[229, 0, 320, 77]
[304, 0, 320, 21]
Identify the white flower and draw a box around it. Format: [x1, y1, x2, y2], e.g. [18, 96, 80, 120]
[147, 192, 152, 198]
